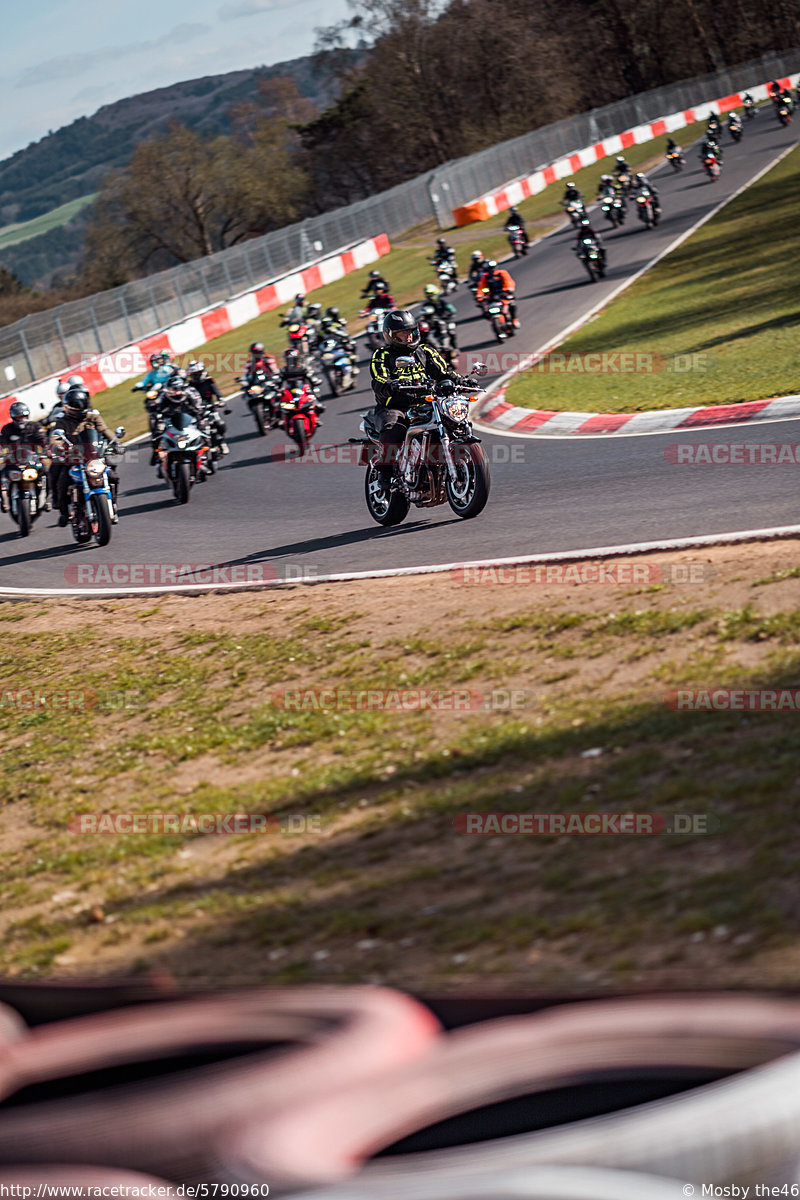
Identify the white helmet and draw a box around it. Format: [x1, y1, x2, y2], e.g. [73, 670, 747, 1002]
[56, 380, 70, 397]
[67, 374, 85, 387]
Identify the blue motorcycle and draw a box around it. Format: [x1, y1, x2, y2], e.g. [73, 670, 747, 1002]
[51, 424, 125, 546]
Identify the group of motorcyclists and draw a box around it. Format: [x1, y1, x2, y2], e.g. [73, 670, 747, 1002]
[0, 379, 122, 529]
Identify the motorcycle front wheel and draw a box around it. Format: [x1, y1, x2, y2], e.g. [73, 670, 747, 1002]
[292, 417, 308, 457]
[253, 402, 267, 436]
[175, 461, 191, 504]
[15, 490, 31, 538]
[364, 465, 410, 526]
[446, 443, 491, 519]
[91, 493, 113, 547]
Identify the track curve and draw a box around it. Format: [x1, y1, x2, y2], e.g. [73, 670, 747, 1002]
[1, 115, 797, 594]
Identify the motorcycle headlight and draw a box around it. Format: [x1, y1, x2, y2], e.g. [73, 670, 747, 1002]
[7, 469, 21, 481]
[85, 460, 105, 477]
[146, 389, 159, 400]
[281, 402, 295, 411]
[249, 385, 264, 395]
[177, 438, 187, 449]
[22, 468, 39, 481]
[445, 399, 470, 423]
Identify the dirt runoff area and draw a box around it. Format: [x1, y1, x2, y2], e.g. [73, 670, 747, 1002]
[0, 535, 799, 995]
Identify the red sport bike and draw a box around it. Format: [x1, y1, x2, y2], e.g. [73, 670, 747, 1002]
[279, 382, 320, 456]
[703, 151, 721, 181]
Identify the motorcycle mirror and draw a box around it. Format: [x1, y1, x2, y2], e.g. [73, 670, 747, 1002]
[115, 426, 126, 438]
[395, 356, 415, 367]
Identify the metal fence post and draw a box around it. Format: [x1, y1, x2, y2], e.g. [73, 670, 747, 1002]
[16, 321, 35, 385]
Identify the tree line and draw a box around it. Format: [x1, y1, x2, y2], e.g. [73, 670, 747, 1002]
[2, 0, 797, 324]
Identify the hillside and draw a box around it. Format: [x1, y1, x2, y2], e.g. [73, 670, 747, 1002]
[0, 53, 349, 230]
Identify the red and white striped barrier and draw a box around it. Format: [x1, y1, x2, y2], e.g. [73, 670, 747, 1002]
[0, 234, 390, 423]
[452, 76, 798, 225]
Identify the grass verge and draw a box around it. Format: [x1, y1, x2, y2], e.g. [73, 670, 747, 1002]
[0, 538, 799, 991]
[506, 140, 800, 414]
[0, 195, 97, 252]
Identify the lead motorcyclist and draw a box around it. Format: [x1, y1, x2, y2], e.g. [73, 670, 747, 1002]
[368, 309, 468, 483]
[49, 386, 121, 525]
[475, 261, 519, 327]
[431, 237, 458, 283]
[242, 342, 280, 387]
[504, 206, 530, 249]
[562, 180, 583, 208]
[280, 294, 307, 327]
[0, 401, 51, 514]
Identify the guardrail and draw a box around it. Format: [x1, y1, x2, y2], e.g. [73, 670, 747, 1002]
[0, 47, 797, 394]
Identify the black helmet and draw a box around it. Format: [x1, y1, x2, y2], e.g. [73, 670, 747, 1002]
[64, 386, 91, 414]
[383, 309, 420, 351]
[8, 400, 30, 424]
[250, 342, 264, 354]
[326, 306, 340, 320]
[436, 237, 446, 248]
[307, 303, 322, 318]
[509, 206, 519, 216]
[368, 270, 381, 281]
[164, 375, 187, 399]
[294, 293, 305, 304]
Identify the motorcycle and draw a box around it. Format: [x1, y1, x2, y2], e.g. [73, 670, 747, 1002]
[0, 444, 48, 538]
[50, 425, 125, 546]
[482, 294, 515, 341]
[777, 104, 792, 126]
[279, 382, 320, 457]
[155, 405, 214, 504]
[507, 225, 528, 257]
[430, 258, 458, 293]
[666, 148, 685, 171]
[318, 336, 356, 397]
[360, 307, 392, 352]
[286, 322, 311, 357]
[353, 363, 490, 527]
[728, 119, 743, 143]
[703, 152, 721, 181]
[241, 368, 279, 435]
[634, 190, 659, 228]
[743, 97, 756, 120]
[614, 172, 633, 196]
[418, 304, 458, 366]
[577, 235, 606, 282]
[600, 193, 626, 227]
[565, 199, 586, 227]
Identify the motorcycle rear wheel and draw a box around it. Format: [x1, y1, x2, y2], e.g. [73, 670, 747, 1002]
[446, 443, 491, 519]
[365, 465, 410, 526]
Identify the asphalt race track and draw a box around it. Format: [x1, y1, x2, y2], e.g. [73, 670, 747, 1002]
[2, 114, 797, 593]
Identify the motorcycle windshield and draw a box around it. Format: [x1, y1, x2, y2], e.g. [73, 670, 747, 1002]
[171, 410, 197, 430]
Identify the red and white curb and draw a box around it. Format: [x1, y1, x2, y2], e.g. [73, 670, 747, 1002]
[472, 139, 800, 439]
[452, 74, 799, 225]
[0, 234, 390, 425]
[476, 388, 800, 438]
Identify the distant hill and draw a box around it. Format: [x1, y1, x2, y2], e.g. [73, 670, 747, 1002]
[0, 53, 349, 231]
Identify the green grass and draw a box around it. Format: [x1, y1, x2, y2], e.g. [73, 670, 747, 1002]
[92, 120, 711, 436]
[1, 573, 800, 988]
[507, 140, 800, 414]
[0, 195, 97, 251]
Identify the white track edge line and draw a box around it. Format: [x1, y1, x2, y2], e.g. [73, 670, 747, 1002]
[2, 525, 799, 599]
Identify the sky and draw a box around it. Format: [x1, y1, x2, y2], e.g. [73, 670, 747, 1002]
[0, 0, 353, 161]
